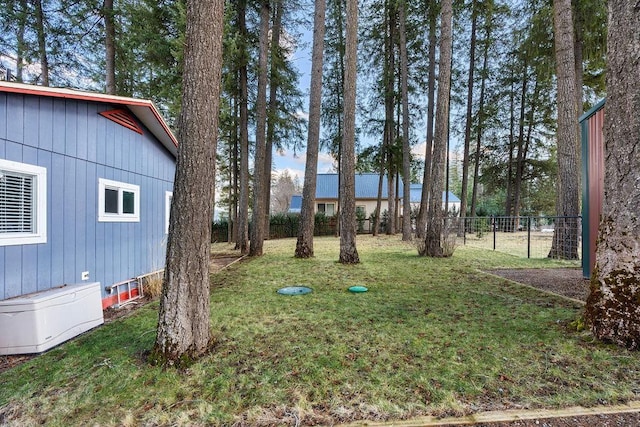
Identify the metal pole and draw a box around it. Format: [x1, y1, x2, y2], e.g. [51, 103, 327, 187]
[492, 215, 496, 251]
[527, 216, 531, 258]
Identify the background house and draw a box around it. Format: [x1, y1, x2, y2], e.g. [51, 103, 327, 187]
[289, 173, 461, 217]
[0, 82, 177, 309]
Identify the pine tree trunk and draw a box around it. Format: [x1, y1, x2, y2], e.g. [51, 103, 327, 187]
[295, 0, 326, 259]
[585, 0, 640, 350]
[373, 158, 384, 236]
[339, 0, 359, 264]
[249, 0, 271, 257]
[548, 0, 579, 260]
[33, 0, 49, 86]
[422, 0, 452, 257]
[416, 5, 437, 239]
[154, 0, 224, 364]
[236, 0, 250, 254]
[399, 0, 411, 241]
[383, 0, 395, 235]
[264, 0, 284, 239]
[459, 1, 477, 226]
[16, 0, 27, 83]
[104, 0, 116, 94]
[470, 16, 491, 217]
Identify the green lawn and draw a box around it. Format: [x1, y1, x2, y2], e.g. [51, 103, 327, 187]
[1, 236, 637, 426]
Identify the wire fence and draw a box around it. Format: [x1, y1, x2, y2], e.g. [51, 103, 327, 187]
[213, 215, 582, 262]
[455, 216, 582, 260]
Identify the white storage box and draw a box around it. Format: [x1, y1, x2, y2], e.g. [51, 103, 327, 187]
[0, 282, 104, 355]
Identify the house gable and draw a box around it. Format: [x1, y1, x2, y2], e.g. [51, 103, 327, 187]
[0, 83, 177, 307]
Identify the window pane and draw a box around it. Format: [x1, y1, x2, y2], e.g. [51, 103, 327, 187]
[318, 203, 325, 213]
[122, 191, 135, 214]
[0, 172, 34, 233]
[326, 203, 335, 216]
[105, 188, 119, 213]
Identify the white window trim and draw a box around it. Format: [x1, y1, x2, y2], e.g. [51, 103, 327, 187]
[165, 191, 172, 234]
[0, 158, 47, 246]
[98, 178, 140, 222]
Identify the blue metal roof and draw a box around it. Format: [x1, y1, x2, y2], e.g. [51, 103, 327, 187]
[289, 195, 302, 213]
[317, 173, 458, 203]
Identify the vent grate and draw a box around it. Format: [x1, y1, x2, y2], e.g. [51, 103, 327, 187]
[99, 109, 143, 134]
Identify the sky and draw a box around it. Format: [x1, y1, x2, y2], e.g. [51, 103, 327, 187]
[271, 27, 431, 185]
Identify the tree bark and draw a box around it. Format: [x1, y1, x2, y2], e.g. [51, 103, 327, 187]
[154, 0, 224, 364]
[264, 0, 284, 238]
[383, 0, 396, 236]
[373, 153, 385, 236]
[339, 0, 359, 264]
[16, 0, 27, 83]
[421, 0, 452, 257]
[249, 0, 271, 257]
[399, 0, 411, 241]
[585, 0, 640, 350]
[236, 0, 250, 254]
[104, 0, 116, 94]
[459, 0, 477, 225]
[33, 0, 49, 86]
[416, 4, 437, 239]
[470, 13, 491, 217]
[295, 0, 326, 258]
[548, 0, 579, 260]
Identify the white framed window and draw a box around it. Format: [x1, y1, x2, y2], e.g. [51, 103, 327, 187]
[165, 191, 172, 234]
[98, 178, 140, 222]
[317, 202, 335, 216]
[0, 158, 47, 246]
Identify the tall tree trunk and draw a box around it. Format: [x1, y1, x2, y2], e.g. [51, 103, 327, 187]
[548, 0, 579, 260]
[470, 15, 491, 217]
[154, 0, 224, 364]
[399, 0, 411, 240]
[236, 0, 250, 254]
[421, 0, 452, 257]
[416, 4, 437, 239]
[373, 151, 385, 236]
[585, 0, 640, 349]
[339, 0, 359, 264]
[16, 0, 27, 83]
[505, 71, 516, 217]
[249, 0, 271, 257]
[383, 0, 396, 235]
[33, 0, 49, 86]
[295, 0, 326, 258]
[264, 0, 284, 238]
[231, 87, 239, 244]
[459, 0, 477, 225]
[104, 0, 116, 94]
[511, 63, 530, 227]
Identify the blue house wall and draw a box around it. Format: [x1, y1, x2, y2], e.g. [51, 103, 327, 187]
[0, 91, 175, 304]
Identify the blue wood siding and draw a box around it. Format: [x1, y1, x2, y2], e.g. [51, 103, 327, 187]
[0, 92, 175, 301]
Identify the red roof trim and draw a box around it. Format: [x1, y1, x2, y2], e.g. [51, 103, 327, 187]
[99, 109, 144, 134]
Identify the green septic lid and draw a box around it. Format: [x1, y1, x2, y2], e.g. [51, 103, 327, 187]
[277, 286, 312, 295]
[348, 286, 368, 293]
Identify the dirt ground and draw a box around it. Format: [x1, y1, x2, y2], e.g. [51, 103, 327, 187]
[485, 268, 590, 302]
[472, 412, 640, 427]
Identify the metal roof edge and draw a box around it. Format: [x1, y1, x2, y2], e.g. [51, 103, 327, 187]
[579, 98, 605, 123]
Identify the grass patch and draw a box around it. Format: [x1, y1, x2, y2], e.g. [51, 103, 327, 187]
[1, 236, 637, 426]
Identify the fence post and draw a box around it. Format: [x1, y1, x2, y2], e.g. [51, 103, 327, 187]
[527, 216, 531, 258]
[492, 215, 496, 250]
[463, 217, 467, 245]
